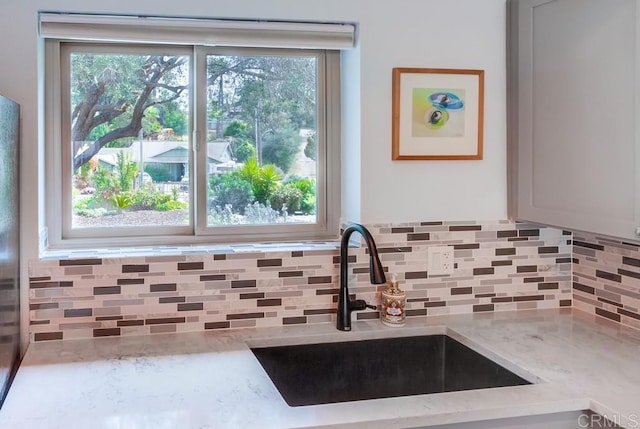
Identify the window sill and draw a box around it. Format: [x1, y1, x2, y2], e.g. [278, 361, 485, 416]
[39, 240, 341, 261]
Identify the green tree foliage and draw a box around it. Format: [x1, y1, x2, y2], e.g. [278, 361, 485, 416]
[209, 173, 255, 214]
[70, 53, 189, 170]
[284, 176, 316, 214]
[234, 141, 256, 163]
[261, 128, 301, 173]
[115, 151, 138, 192]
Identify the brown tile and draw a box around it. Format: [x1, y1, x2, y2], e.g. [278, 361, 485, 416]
[303, 308, 336, 315]
[205, 321, 230, 329]
[524, 277, 545, 283]
[93, 328, 121, 337]
[538, 282, 559, 290]
[475, 293, 496, 298]
[94, 286, 121, 295]
[449, 225, 481, 231]
[518, 229, 540, 237]
[596, 308, 621, 322]
[517, 265, 538, 273]
[145, 317, 186, 325]
[492, 297, 513, 303]
[405, 271, 428, 279]
[283, 316, 307, 325]
[377, 247, 412, 253]
[421, 221, 443, 226]
[408, 233, 430, 241]
[30, 281, 72, 289]
[214, 254, 227, 261]
[538, 246, 559, 254]
[178, 262, 204, 271]
[574, 240, 604, 251]
[117, 278, 145, 285]
[496, 248, 516, 256]
[30, 276, 51, 282]
[291, 251, 304, 257]
[257, 299, 282, 307]
[473, 304, 494, 312]
[30, 320, 51, 325]
[453, 243, 480, 250]
[29, 303, 59, 310]
[596, 270, 622, 283]
[391, 227, 414, 233]
[34, 332, 63, 341]
[60, 258, 102, 266]
[513, 295, 545, 302]
[117, 320, 145, 327]
[240, 292, 265, 299]
[122, 264, 149, 273]
[473, 267, 495, 275]
[406, 309, 428, 317]
[257, 259, 283, 267]
[178, 303, 204, 311]
[200, 274, 226, 281]
[618, 269, 640, 280]
[451, 287, 473, 295]
[497, 230, 518, 238]
[623, 256, 640, 267]
[159, 296, 186, 303]
[618, 308, 640, 321]
[560, 299, 572, 307]
[308, 276, 332, 284]
[279, 271, 303, 278]
[492, 260, 513, 267]
[316, 288, 339, 295]
[64, 308, 92, 318]
[150, 283, 177, 292]
[424, 301, 446, 308]
[226, 312, 264, 320]
[556, 257, 572, 264]
[231, 280, 257, 289]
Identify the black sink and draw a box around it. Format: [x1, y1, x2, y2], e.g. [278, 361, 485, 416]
[251, 334, 531, 406]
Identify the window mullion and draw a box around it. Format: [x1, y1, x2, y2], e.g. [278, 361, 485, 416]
[194, 46, 209, 235]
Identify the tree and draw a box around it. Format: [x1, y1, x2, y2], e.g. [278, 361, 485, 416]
[70, 54, 188, 171]
[262, 128, 301, 173]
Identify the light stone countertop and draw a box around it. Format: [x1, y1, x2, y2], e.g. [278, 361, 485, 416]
[0, 309, 639, 429]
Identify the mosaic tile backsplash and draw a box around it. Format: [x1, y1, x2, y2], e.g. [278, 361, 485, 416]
[573, 231, 640, 331]
[29, 220, 573, 341]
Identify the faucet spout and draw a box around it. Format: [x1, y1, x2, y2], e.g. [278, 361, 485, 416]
[337, 223, 387, 331]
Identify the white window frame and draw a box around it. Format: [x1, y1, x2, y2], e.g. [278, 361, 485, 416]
[43, 17, 343, 249]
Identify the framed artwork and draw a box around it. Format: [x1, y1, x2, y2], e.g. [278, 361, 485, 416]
[391, 68, 484, 160]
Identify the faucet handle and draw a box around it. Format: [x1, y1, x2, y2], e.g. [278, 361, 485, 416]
[349, 299, 377, 312]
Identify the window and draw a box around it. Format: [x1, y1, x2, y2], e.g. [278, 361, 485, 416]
[42, 14, 350, 248]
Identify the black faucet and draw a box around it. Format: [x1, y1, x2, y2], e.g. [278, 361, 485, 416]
[337, 223, 387, 331]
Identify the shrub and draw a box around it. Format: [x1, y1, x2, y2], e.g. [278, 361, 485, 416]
[236, 158, 281, 205]
[156, 200, 188, 211]
[284, 176, 316, 214]
[130, 186, 171, 211]
[244, 201, 281, 224]
[209, 173, 255, 214]
[234, 141, 256, 163]
[269, 184, 302, 214]
[110, 193, 133, 210]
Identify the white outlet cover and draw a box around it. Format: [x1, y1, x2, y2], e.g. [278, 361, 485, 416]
[428, 246, 454, 276]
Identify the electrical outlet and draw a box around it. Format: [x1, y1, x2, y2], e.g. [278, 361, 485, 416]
[428, 246, 454, 276]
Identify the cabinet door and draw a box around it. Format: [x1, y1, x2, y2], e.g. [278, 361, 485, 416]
[508, 0, 640, 241]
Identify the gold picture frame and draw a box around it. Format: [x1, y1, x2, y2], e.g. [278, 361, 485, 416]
[392, 68, 484, 160]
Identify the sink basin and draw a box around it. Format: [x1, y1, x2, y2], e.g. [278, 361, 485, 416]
[251, 334, 531, 406]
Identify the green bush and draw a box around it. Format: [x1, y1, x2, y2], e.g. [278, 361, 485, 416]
[261, 128, 301, 173]
[130, 186, 172, 210]
[234, 141, 256, 163]
[110, 193, 133, 210]
[236, 158, 281, 205]
[156, 200, 188, 211]
[209, 173, 255, 214]
[269, 184, 302, 214]
[284, 176, 316, 214]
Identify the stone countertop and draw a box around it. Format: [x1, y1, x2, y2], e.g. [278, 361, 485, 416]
[0, 309, 639, 429]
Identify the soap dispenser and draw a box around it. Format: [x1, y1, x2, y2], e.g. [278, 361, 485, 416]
[380, 273, 406, 327]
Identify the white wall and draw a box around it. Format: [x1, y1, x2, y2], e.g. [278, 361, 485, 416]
[0, 0, 507, 347]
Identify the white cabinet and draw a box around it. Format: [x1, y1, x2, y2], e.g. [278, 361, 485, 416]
[508, 0, 640, 241]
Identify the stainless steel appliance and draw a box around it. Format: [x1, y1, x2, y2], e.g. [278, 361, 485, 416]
[0, 95, 20, 406]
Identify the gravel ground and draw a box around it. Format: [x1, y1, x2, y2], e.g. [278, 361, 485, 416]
[73, 209, 315, 228]
[73, 210, 190, 228]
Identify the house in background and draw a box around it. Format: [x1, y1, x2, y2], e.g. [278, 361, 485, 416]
[93, 140, 236, 181]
